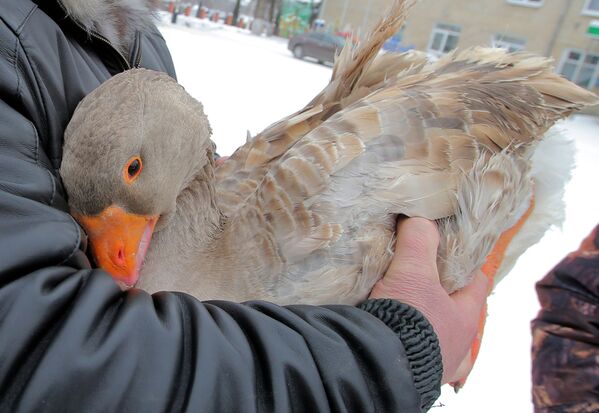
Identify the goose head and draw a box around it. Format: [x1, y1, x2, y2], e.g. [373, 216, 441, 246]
[60, 69, 214, 287]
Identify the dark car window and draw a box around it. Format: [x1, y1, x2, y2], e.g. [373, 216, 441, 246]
[322, 34, 335, 44]
[323, 34, 346, 47]
[309, 32, 326, 42]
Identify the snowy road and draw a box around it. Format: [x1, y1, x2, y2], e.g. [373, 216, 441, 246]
[159, 21, 598, 412]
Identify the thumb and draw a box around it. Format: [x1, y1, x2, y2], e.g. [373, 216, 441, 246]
[386, 217, 440, 284]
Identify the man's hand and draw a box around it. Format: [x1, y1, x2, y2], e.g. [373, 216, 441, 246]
[370, 217, 488, 384]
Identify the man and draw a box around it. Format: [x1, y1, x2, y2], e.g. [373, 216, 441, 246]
[0, 1, 486, 411]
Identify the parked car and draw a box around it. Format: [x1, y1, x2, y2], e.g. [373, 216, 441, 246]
[288, 32, 346, 64]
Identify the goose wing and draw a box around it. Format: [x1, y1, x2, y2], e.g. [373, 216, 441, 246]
[214, 1, 425, 216]
[225, 47, 597, 301]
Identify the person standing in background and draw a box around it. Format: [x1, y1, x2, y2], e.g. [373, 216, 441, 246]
[532, 225, 599, 412]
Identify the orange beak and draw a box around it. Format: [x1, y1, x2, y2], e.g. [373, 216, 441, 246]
[74, 205, 158, 287]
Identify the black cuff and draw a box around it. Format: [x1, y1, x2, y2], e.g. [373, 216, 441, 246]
[359, 299, 442, 411]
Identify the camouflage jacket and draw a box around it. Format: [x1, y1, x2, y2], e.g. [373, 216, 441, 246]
[532, 225, 599, 412]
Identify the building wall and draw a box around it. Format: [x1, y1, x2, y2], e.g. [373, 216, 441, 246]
[402, 0, 599, 60]
[320, 0, 599, 114]
[319, 0, 389, 33]
[402, 0, 565, 55]
[549, 0, 599, 59]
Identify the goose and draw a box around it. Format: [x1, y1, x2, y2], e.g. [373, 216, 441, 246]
[60, 0, 597, 388]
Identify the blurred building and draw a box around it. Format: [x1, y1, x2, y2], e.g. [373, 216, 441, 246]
[320, 0, 599, 111]
[164, 0, 254, 15]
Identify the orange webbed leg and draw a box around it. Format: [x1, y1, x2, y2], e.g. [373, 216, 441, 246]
[450, 195, 536, 391]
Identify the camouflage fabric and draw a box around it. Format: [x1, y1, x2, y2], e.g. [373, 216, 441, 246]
[531, 225, 599, 412]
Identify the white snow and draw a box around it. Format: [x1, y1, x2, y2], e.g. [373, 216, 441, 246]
[159, 21, 599, 413]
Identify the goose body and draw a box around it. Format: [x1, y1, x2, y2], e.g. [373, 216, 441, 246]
[60, 1, 598, 306]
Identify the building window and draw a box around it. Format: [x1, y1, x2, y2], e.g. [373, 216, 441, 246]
[582, 0, 599, 16]
[558, 49, 599, 89]
[428, 23, 461, 57]
[506, 0, 543, 8]
[493, 34, 526, 52]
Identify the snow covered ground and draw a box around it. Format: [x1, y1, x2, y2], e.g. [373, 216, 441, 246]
[158, 20, 598, 412]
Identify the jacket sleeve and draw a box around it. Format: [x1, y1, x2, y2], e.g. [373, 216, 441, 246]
[0, 28, 441, 413]
[531, 225, 599, 413]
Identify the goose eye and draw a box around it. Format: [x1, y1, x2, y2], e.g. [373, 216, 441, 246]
[124, 156, 143, 184]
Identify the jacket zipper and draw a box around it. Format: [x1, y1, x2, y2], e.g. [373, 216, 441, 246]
[78, 22, 131, 71]
[56, 0, 132, 71]
[132, 32, 143, 68]
[58, 0, 141, 70]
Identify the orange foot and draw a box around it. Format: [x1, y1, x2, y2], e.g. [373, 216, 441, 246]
[450, 301, 488, 392]
[450, 195, 536, 391]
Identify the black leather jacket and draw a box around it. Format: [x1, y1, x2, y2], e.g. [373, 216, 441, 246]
[0, 1, 441, 411]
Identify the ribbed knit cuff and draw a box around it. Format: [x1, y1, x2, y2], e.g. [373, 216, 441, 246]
[358, 299, 442, 411]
